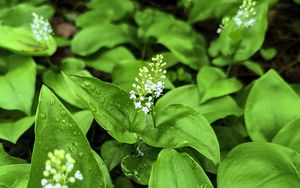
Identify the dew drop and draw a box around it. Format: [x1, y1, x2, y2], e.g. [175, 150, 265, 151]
[84, 80, 91, 87]
[88, 102, 97, 112]
[61, 110, 66, 116]
[62, 119, 66, 124]
[78, 152, 84, 158]
[40, 113, 46, 119]
[50, 99, 55, 105]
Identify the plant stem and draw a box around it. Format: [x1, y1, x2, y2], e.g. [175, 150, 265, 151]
[151, 110, 156, 128]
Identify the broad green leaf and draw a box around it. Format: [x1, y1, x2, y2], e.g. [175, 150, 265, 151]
[245, 70, 300, 141]
[73, 110, 94, 134]
[112, 60, 174, 92]
[149, 149, 213, 188]
[60, 58, 86, 73]
[0, 144, 27, 166]
[65, 74, 146, 144]
[197, 67, 243, 103]
[77, 0, 134, 27]
[0, 116, 34, 143]
[141, 104, 220, 164]
[218, 142, 300, 188]
[101, 140, 134, 171]
[43, 59, 91, 108]
[0, 4, 54, 27]
[0, 164, 30, 188]
[242, 60, 264, 76]
[135, 9, 208, 69]
[155, 85, 242, 123]
[71, 23, 131, 56]
[209, 1, 269, 62]
[121, 144, 159, 185]
[43, 70, 87, 108]
[183, 0, 237, 23]
[0, 54, 36, 115]
[272, 119, 300, 153]
[86, 47, 135, 73]
[0, 26, 56, 56]
[93, 151, 113, 188]
[28, 86, 107, 188]
[260, 48, 277, 60]
[121, 155, 154, 185]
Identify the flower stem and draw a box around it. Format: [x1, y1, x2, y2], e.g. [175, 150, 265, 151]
[151, 110, 156, 128]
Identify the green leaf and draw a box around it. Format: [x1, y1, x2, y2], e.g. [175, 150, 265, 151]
[0, 54, 36, 115]
[218, 142, 300, 188]
[73, 110, 94, 134]
[260, 48, 277, 61]
[93, 151, 113, 188]
[0, 26, 56, 56]
[121, 155, 154, 185]
[135, 9, 208, 69]
[209, 1, 269, 62]
[71, 23, 131, 56]
[43, 70, 87, 108]
[0, 164, 30, 188]
[101, 140, 134, 171]
[43, 60, 91, 108]
[272, 119, 300, 153]
[184, 0, 237, 23]
[149, 148, 213, 188]
[156, 85, 242, 123]
[0, 144, 27, 166]
[141, 104, 220, 164]
[86, 47, 135, 73]
[197, 67, 243, 103]
[77, 0, 134, 27]
[245, 70, 300, 141]
[0, 4, 54, 27]
[121, 144, 159, 185]
[28, 86, 107, 188]
[0, 116, 34, 143]
[112, 60, 174, 92]
[242, 60, 264, 76]
[65, 74, 146, 144]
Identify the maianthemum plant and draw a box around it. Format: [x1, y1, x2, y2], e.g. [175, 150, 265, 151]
[0, 0, 300, 187]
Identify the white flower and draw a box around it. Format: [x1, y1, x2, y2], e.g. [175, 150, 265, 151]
[74, 170, 83, 180]
[69, 177, 75, 183]
[134, 102, 142, 109]
[41, 179, 48, 186]
[31, 12, 53, 42]
[142, 107, 150, 114]
[129, 91, 136, 99]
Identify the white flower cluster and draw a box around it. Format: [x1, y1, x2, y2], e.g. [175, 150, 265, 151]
[217, 0, 256, 33]
[41, 149, 83, 188]
[31, 12, 53, 42]
[233, 0, 256, 28]
[129, 54, 167, 114]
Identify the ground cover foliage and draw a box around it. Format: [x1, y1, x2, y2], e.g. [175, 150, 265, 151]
[0, 0, 300, 187]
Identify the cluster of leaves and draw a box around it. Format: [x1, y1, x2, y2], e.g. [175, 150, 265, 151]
[0, 0, 300, 187]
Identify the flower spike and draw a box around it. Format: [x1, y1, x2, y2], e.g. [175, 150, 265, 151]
[31, 12, 53, 42]
[41, 149, 83, 188]
[130, 54, 167, 114]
